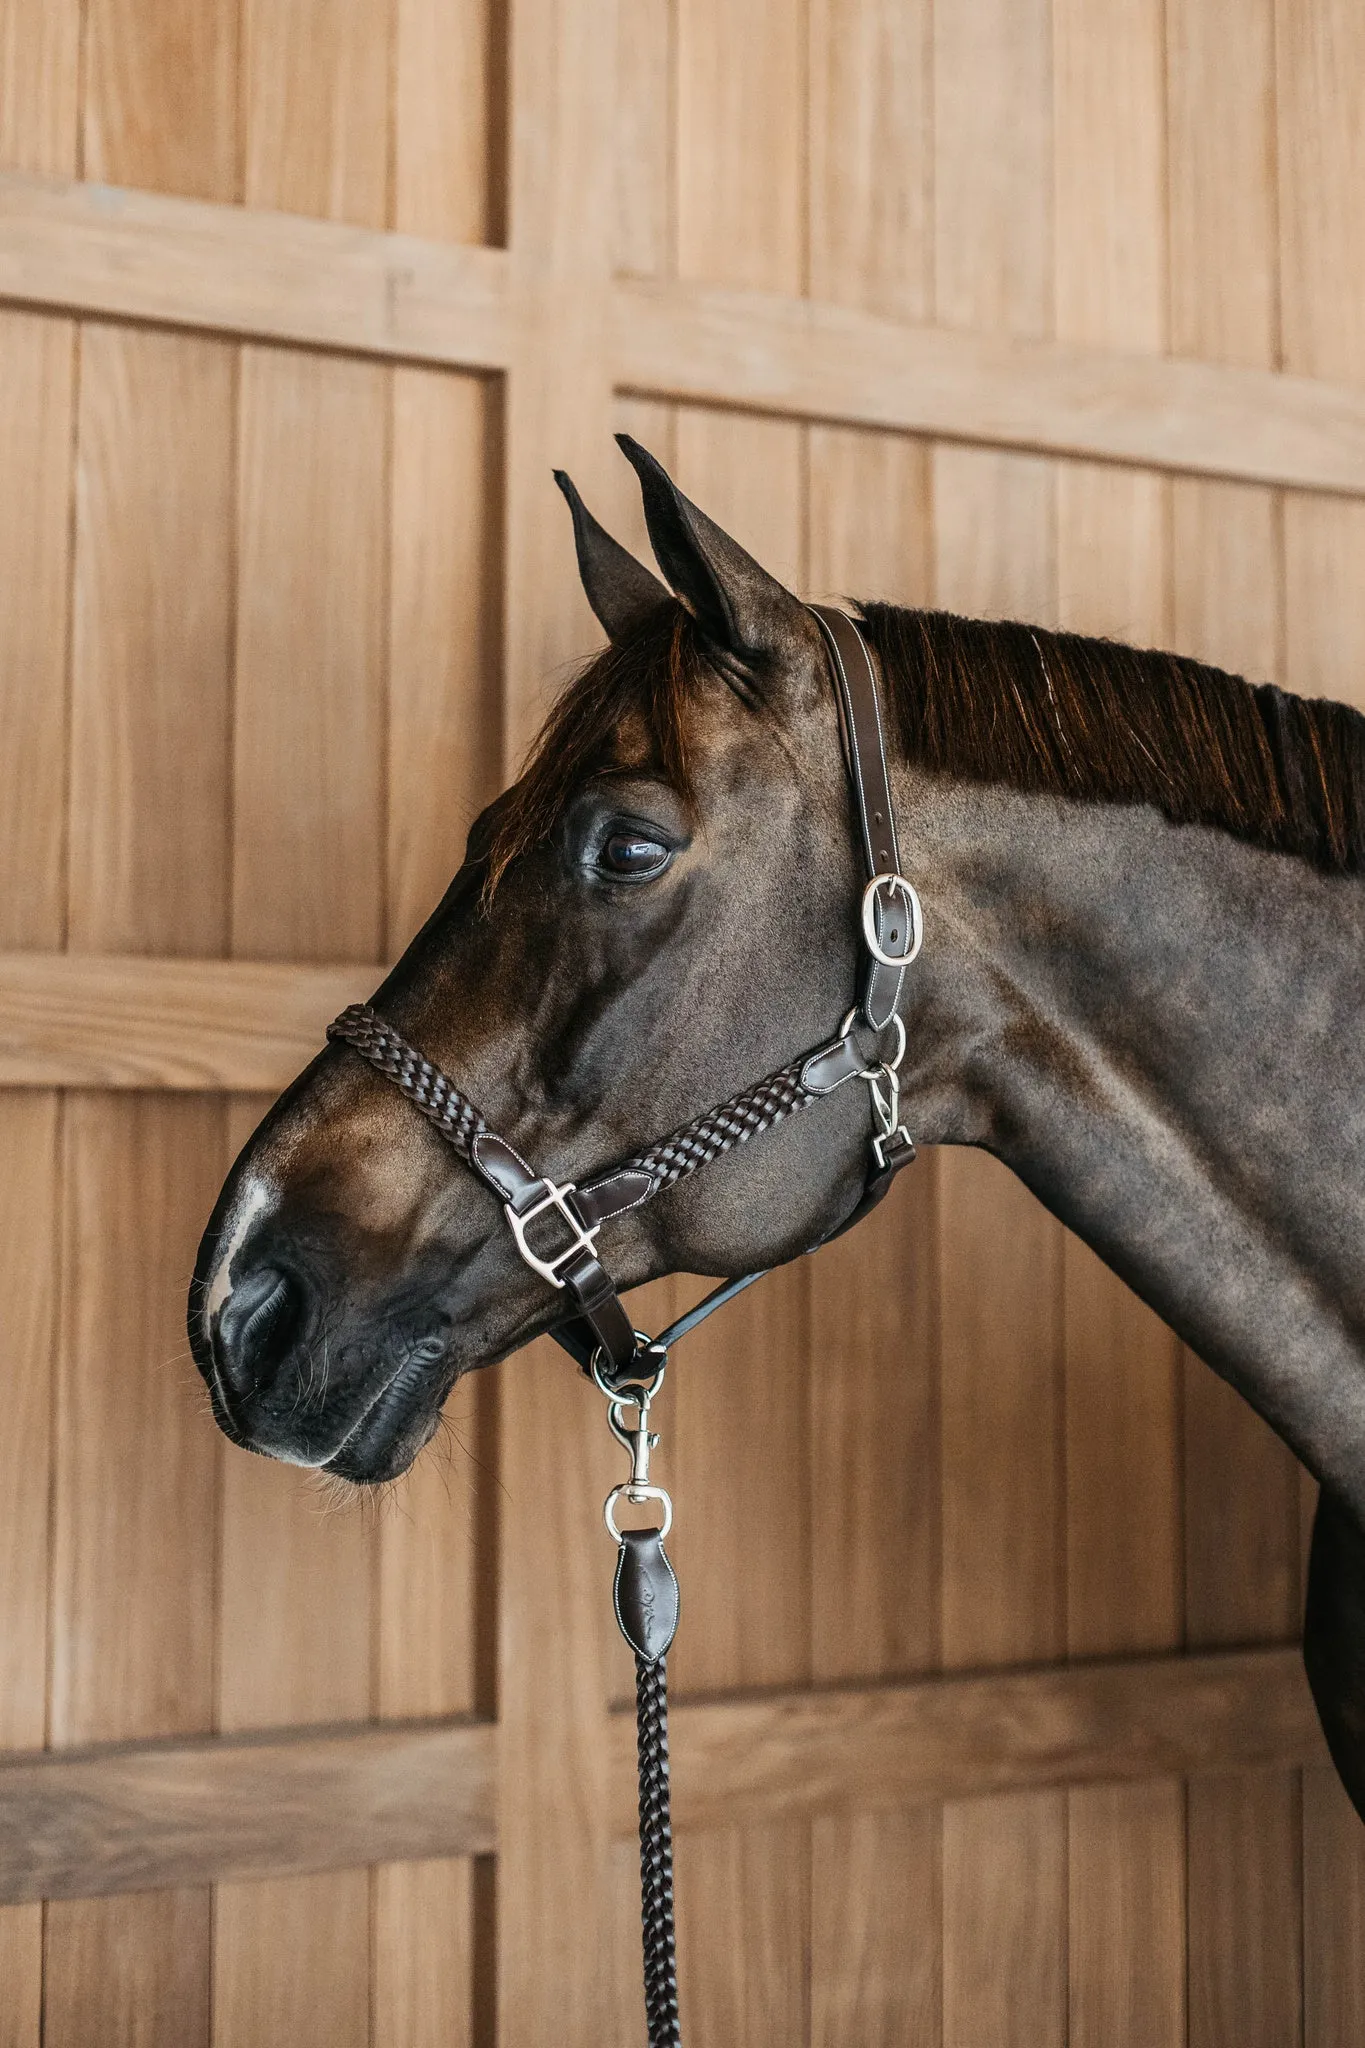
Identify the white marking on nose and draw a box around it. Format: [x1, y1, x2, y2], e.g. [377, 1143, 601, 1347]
[205, 1178, 275, 1335]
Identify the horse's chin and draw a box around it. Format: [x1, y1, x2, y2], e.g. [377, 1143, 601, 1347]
[318, 1365, 449, 1484]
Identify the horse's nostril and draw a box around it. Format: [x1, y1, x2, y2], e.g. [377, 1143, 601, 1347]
[216, 1265, 301, 1398]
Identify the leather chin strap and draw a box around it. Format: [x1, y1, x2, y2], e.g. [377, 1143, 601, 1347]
[327, 605, 920, 1387]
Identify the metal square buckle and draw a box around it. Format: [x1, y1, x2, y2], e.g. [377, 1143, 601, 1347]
[505, 1180, 600, 1288]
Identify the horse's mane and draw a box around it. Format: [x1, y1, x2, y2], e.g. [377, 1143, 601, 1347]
[487, 598, 1365, 889]
[863, 603, 1365, 875]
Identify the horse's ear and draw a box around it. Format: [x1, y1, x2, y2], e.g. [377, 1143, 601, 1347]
[554, 470, 670, 642]
[616, 435, 806, 678]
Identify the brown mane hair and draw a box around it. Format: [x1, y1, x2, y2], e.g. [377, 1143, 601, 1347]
[488, 598, 1365, 888]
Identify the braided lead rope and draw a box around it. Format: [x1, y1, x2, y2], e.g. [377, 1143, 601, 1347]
[635, 1655, 682, 2047]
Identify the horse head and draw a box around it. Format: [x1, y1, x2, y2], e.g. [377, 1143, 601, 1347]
[189, 439, 890, 1480]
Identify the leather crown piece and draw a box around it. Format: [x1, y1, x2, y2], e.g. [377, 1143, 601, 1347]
[327, 604, 920, 1386]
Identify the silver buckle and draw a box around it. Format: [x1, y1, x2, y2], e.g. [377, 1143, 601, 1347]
[861, 873, 924, 968]
[504, 1180, 599, 1288]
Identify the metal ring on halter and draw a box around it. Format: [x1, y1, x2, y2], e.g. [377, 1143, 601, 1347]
[590, 1338, 666, 1407]
[605, 1483, 673, 1544]
[837, 1006, 907, 1077]
[861, 873, 924, 969]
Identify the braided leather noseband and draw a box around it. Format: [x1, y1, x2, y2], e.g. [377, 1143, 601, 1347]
[326, 606, 921, 2048]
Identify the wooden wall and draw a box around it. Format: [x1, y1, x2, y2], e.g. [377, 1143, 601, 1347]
[1, 0, 1364, 2041]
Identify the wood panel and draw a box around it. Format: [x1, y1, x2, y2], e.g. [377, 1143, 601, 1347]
[83, 0, 238, 202]
[242, 0, 389, 229]
[0, 953, 375, 1091]
[12, 173, 1365, 494]
[44, 1889, 211, 2048]
[676, 0, 802, 295]
[394, 0, 502, 247]
[0, 0, 80, 176]
[0, 1719, 496, 1904]
[0, 309, 74, 950]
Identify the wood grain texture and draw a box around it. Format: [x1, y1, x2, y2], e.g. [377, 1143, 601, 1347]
[0, 1718, 496, 1904]
[0, 1904, 41, 2048]
[0, 0, 79, 175]
[613, 0, 671, 280]
[808, 0, 930, 322]
[69, 325, 234, 956]
[388, 368, 502, 946]
[0, 174, 515, 366]
[0, 1094, 57, 1752]
[0, 309, 74, 949]
[394, 0, 501, 246]
[677, 0, 802, 295]
[1188, 1771, 1303, 2048]
[375, 1859, 478, 2048]
[232, 347, 387, 964]
[214, 1872, 369, 2048]
[242, 0, 389, 228]
[1276, 0, 1365, 386]
[942, 1792, 1067, 2048]
[83, 0, 238, 202]
[44, 1889, 211, 2048]
[634, 1647, 1325, 1835]
[12, 174, 1365, 494]
[1068, 1780, 1186, 2046]
[0, 952, 375, 1090]
[1302, 1765, 1365, 2048]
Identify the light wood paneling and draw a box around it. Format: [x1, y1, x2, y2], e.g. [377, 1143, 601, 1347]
[242, 0, 389, 229]
[0, 953, 374, 1091]
[0, 1095, 58, 1751]
[45, 1889, 211, 2048]
[942, 1792, 1067, 2048]
[83, 0, 238, 203]
[374, 1859, 478, 2048]
[676, 0, 802, 295]
[214, 1871, 369, 2048]
[0, 0, 80, 175]
[0, 309, 72, 950]
[0, 1903, 41, 2048]
[69, 326, 234, 957]
[0, 1718, 497, 1904]
[614, 0, 671, 280]
[1276, 0, 1365, 386]
[394, 0, 501, 246]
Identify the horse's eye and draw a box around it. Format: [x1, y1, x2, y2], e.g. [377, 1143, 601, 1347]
[599, 831, 671, 878]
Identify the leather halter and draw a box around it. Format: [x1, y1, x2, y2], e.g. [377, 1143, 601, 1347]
[328, 606, 921, 1386]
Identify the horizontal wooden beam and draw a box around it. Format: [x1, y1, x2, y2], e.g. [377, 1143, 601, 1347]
[0, 1648, 1324, 1902]
[614, 279, 1365, 497]
[5, 173, 1365, 496]
[0, 953, 374, 1091]
[612, 1645, 1327, 1837]
[0, 1717, 497, 1905]
[0, 172, 514, 369]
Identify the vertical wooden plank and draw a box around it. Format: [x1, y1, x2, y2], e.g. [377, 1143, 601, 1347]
[1067, 1780, 1186, 2048]
[0, 1903, 42, 2048]
[243, 0, 390, 229]
[933, 0, 1052, 339]
[942, 1793, 1067, 2048]
[1302, 1765, 1365, 2048]
[1187, 1773, 1303, 2046]
[231, 348, 387, 965]
[83, 0, 238, 201]
[614, 0, 672, 279]
[1283, 497, 1365, 717]
[0, 310, 74, 951]
[214, 1873, 370, 2048]
[388, 370, 502, 942]
[807, 0, 930, 322]
[44, 1890, 212, 2048]
[395, 0, 500, 246]
[375, 1860, 477, 2048]
[676, 0, 803, 293]
[805, 427, 938, 2046]
[495, 0, 618, 2036]
[68, 327, 234, 957]
[1275, 0, 1365, 387]
[0, 0, 80, 174]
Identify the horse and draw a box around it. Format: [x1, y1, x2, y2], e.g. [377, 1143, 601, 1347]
[189, 433, 1365, 1825]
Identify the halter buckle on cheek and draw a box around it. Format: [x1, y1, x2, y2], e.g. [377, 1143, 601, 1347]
[504, 1178, 600, 1287]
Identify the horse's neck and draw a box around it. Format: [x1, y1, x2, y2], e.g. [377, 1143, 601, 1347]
[906, 774, 1365, 1512]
